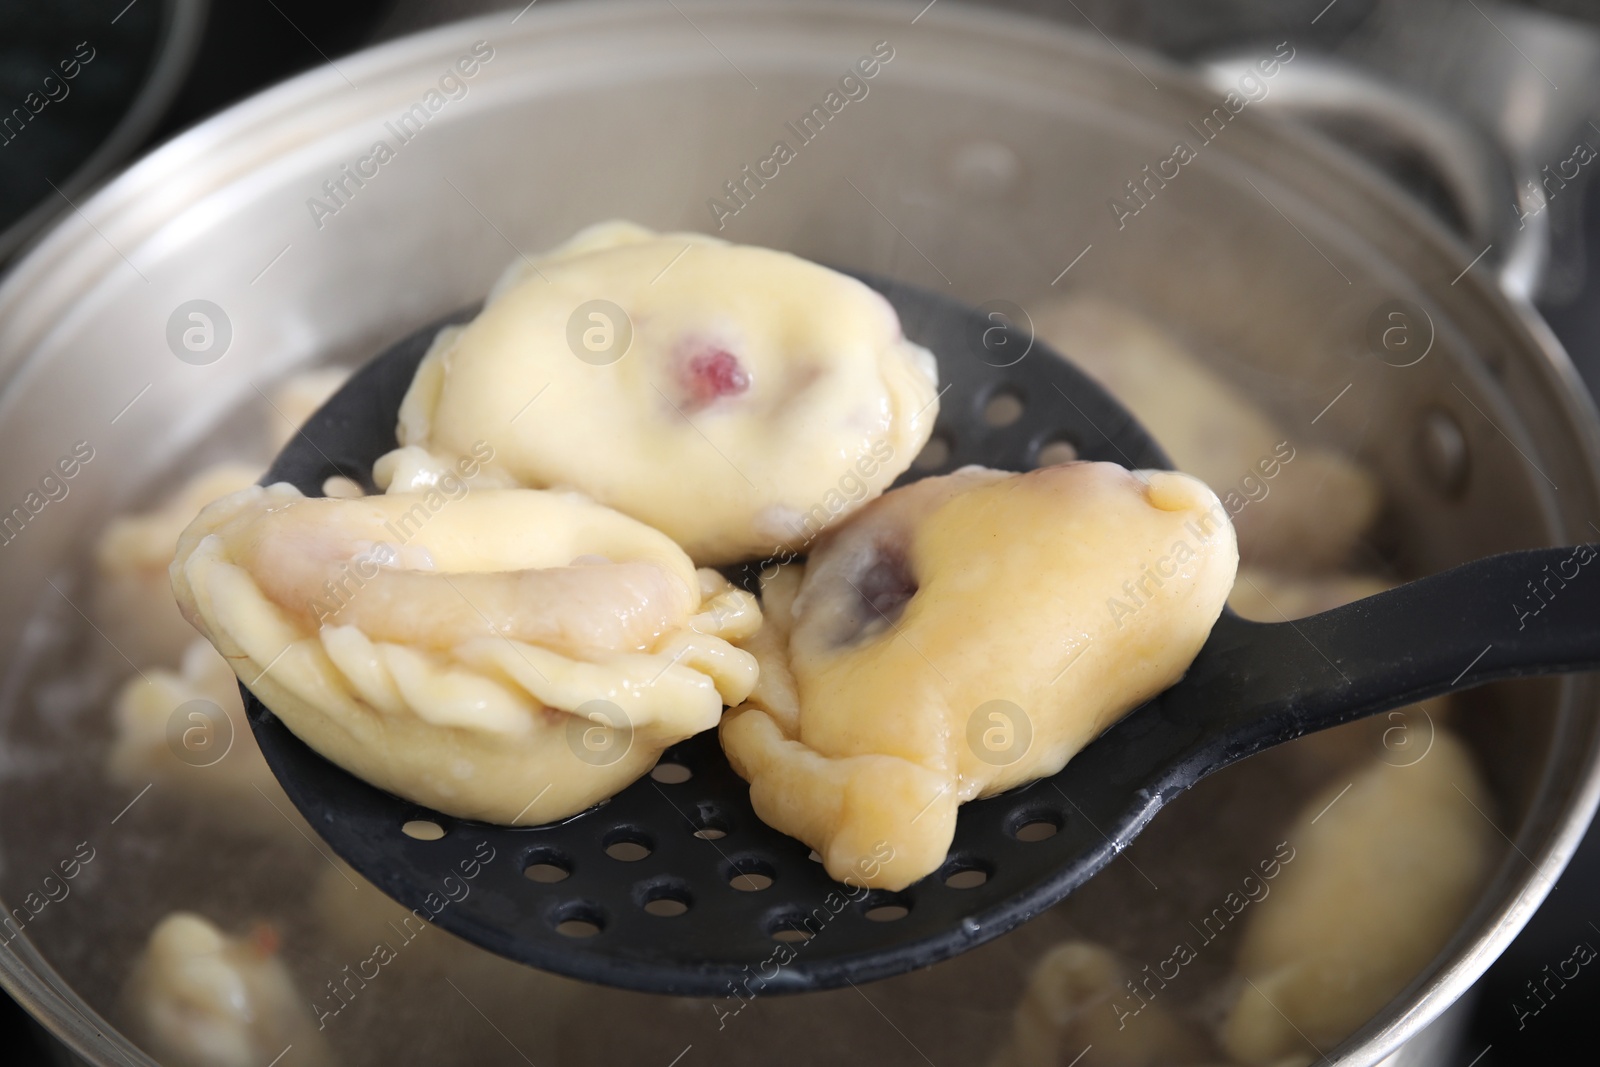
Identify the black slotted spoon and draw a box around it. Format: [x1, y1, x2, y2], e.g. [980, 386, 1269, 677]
[246, 272, 1600, 996]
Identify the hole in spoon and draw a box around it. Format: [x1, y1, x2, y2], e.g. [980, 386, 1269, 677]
[1034, 437, 1078, 467]
[523, 847, 572, 883]
[912, 433, 951, 470]
[401, 819, 445, 841]
[690, 803, 728, 840]
[944, 867, 989, 889]
[638, 879, 693, 917]
[769, 914, 816, 943]
[1012, 817, 1060, 842]
[601, 831, 649, 870]
[861, 892, 911, 922]
[644, 897, 689, 917]
[982, 388, 1024, 427]
[552, 903, 605, 938]
[651, 761, 692, 784]
[727, 857, 775, 892]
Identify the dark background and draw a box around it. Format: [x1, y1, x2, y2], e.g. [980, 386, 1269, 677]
[0, 1, 1597, 1063]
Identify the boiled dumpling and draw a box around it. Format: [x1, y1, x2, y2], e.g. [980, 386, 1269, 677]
[990, 941, 1223, 1067]
[1035, 294, 1379, 572]
[171, 483, 759, 824]
[93, 365, 355, 666]
[94, 463, 262, 666]
[119, 912, 332, 1067]
[1219, 729, 1494, 1064]
[379, 220, 939, 565]
[107, 638, 302, 839]
[722, 462, 1237, 889]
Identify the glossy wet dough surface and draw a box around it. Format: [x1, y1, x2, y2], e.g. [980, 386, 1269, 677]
[723, 462, 1239, 889]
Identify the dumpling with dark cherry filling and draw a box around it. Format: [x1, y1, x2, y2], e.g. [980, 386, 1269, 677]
[722, 461, 1237, 890]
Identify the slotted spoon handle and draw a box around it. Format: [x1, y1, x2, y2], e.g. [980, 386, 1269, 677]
[1160, 544, 1600, 779]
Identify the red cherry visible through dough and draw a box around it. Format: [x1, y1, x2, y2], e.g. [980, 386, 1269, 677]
[683, 348, 750, 406]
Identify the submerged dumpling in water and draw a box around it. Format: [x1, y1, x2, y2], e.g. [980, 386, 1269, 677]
[107, 638, 301, 839]
[119, 912, 332, 1067]
[379, 220, 940, 565]
[92, 371, 352, 668]
[94, 462, 263, 666]
[1035, 294, 1380, 573]
[1219, 728, 1494, 1065]
[171, 482, 759, 824]
[721, 462, 1238, 890]
[990, 941, 1221, 1067]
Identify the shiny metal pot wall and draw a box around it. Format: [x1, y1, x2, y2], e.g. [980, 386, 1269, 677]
[1, 2, 1598, 1065]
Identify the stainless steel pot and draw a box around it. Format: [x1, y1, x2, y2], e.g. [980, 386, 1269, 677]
[1, 2, 1597, 1065]
[0, 0, 210, 264]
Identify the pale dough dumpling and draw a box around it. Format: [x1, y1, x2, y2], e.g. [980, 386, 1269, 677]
[722, 462, 1237, 890]
[1035, 294, 1380, 572]
[990, 942, 1222, 1067]
[94, 463, 262, 665]
[1219, 729, 1494, 1064]
[382, 220, 940, 564]
[91, 367, 354, 666]
[106, 638, 308, 840]
[171, 483, 760, 824]
[119, 912, 332, 1067]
